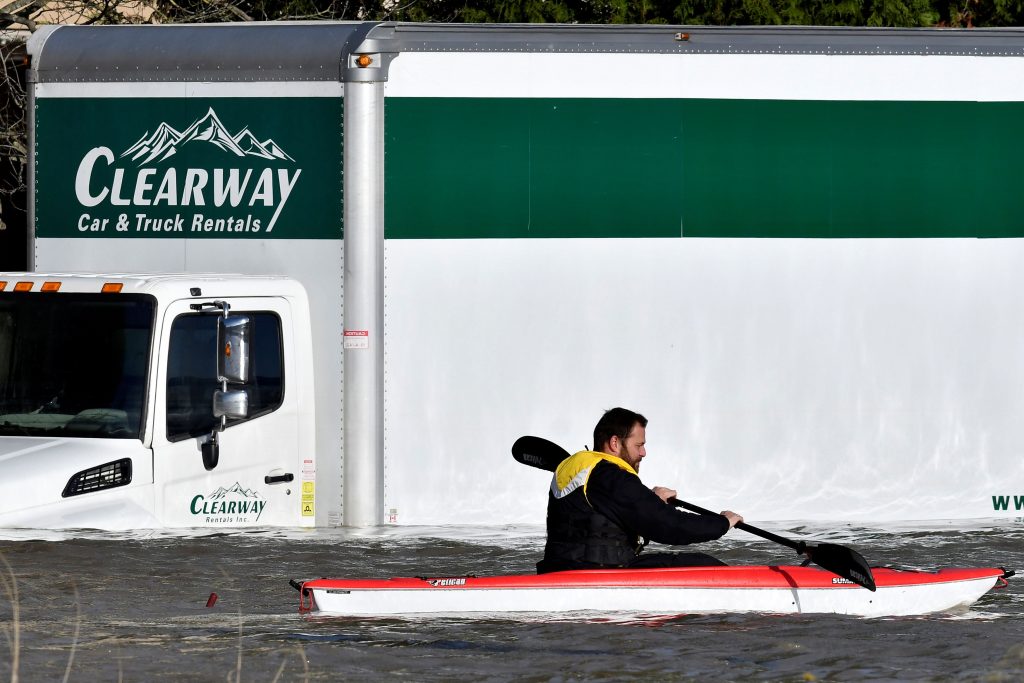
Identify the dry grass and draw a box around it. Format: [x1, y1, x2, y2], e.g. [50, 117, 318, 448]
[0, 551, 19, 683]
[0, 552, 310, 682]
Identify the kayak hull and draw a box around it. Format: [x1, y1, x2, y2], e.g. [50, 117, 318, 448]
[299, 566, 1007, 618]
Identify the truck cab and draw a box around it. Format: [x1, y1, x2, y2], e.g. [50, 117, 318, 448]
[0, 273, 316, 529]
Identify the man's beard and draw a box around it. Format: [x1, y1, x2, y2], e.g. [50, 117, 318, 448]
[625, 452, 640, 472]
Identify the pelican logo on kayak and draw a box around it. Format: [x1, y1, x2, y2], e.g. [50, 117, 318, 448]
[426, 577, 467, 587]
[190, 482, 266, 524]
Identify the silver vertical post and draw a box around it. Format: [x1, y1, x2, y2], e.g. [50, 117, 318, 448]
[24, 29, 58, 271]
[342, 58, 386, 526]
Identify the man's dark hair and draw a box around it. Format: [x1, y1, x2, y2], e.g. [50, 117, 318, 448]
[593, 407, 648, 452]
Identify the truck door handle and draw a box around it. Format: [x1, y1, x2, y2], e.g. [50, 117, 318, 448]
[265, 473, 294, 484]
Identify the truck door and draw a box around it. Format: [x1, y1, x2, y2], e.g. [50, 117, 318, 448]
[152, 297, 301, 527]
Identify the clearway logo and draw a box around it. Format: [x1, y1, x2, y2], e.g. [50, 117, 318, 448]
[190, 481, 267, 524]
[74, 108, 301, 234]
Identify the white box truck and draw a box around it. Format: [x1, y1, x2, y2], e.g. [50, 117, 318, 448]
[6, 23, 1024, 529]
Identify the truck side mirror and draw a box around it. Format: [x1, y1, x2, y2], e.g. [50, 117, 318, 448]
[213, 389, 249, 420]
[202, 435, 219, 471]
[204, 313, 252, 471]
[217, 314, 251, 384]
[205, 388, 248, 469]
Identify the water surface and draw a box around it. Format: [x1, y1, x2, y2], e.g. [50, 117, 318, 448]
[0, 521, 1020, 681]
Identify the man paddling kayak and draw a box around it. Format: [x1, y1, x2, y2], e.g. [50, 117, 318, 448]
[537, 407, 744, 574]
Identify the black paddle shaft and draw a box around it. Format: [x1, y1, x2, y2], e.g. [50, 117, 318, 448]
[511, 435, 877, 591]
[671, 498, 804, 552]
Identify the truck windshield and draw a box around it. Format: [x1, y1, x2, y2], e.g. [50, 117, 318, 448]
[0, 293, 155, 439]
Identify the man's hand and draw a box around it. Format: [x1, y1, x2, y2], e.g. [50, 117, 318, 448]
[652, 486, 677, 503]
[720, 511, 744, 528]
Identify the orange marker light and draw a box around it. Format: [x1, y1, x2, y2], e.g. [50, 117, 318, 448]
[0, 281, 7, 291]
[101, 283, 124, 293]
[41, 281, 61, 292]
[356, 54, 373, 68]
[14, 282, 32, 292]
[225, 341, 233, 357]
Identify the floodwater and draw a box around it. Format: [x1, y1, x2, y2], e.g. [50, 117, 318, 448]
[0, 521, 1022, 682]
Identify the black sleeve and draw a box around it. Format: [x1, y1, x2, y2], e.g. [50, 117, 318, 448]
[585, 462, 730, 546]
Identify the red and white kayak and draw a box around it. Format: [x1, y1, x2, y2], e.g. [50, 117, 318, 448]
[297, 566, 1011, 618]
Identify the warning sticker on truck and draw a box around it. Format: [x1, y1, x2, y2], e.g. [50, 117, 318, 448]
[343, 330, 369, 349]
[301, 481, 315, 517]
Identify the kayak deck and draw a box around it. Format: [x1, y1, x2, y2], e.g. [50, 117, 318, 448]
[297, 566, 1011, 618]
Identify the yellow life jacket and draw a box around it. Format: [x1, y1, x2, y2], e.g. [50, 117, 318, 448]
[550, 450, 638, 503]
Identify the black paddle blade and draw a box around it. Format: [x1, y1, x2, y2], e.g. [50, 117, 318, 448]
[511, 436, 570, 472]
[807, 543, 877, 592]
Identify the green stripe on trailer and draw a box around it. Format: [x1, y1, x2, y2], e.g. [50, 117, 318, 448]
[384, 97, 1024, 239]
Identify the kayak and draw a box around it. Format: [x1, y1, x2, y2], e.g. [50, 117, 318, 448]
[295, 565, 1012, 618]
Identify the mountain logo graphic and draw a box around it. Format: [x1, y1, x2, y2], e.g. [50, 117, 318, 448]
[207, 482, 262, 500]
[121, 108, 294, 166]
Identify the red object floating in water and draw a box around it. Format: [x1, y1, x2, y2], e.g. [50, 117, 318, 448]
[206, 593, 218, 608]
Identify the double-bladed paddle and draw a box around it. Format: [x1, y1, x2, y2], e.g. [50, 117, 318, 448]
[512, 435, 877, 591]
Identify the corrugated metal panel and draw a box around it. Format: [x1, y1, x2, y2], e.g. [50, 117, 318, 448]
[29, 22, 1024, 85]
[366, 23, 1024, 56]
[29, 22, 374, 83]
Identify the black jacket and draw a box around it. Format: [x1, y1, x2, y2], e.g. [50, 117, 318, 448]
[539, 459, 730, 573]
